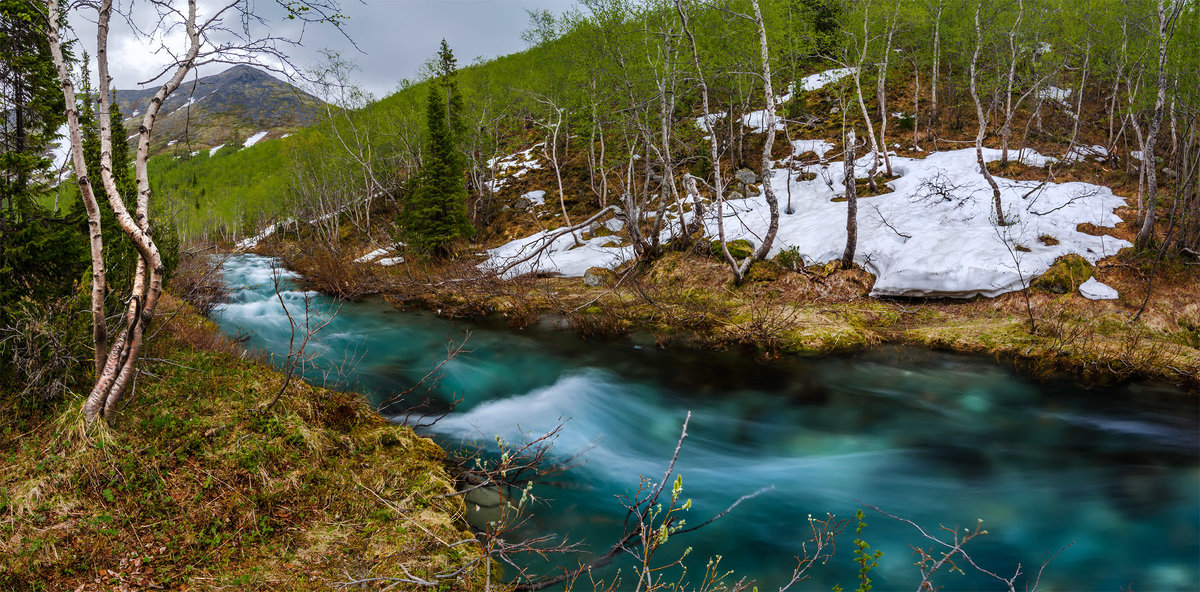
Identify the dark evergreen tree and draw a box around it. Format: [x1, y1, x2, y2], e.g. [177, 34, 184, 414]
[0, 0, 87, 323]
[437, 39, 467, 149]
[400, 42, 473, 256]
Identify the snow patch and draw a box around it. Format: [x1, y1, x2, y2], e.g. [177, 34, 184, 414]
[486, 145, 545, 192]
[354, 248, 391, 263]
[377, 257, 405, 266]
[792, 139, 835, 161]
[521, 190, 547, 207]
[1079, 277, 1119, 300]
[1063, 144, 1108, 163]
[797, 67, 856, 91]
[1039, 86, 1078, 120]
[244, 131, 268, 147]
[695, 67, 856, 134]
[481, 145, 1131, 298]
[208, 144, 225, 157]
[167, 139, 177, 147]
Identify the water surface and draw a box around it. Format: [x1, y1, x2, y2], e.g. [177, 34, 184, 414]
[213, 254, 1199, 591]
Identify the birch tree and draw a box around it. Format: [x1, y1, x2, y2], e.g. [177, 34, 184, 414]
[1135, 0, 1185, 249]
[44, 0, 344, 423]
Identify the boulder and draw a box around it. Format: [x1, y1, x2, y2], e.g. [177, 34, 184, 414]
[726, 190, 745, 200]
[744, 183, 762, 197]
[1033, 254, 1092, 294]
[583, 267, 615, 287]
[734, 168, 758, 186]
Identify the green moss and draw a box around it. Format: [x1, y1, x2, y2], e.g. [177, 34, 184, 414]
[710, 239, 754, 260]
[1032, 254, 1093, 294]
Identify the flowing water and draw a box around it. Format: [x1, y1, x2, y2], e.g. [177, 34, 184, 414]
[213, 254, 1199, 590]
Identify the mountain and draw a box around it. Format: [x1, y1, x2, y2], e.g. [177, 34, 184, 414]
[115, 65, 323, 156]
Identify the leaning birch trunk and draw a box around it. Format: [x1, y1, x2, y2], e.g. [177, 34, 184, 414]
[929, 0, 943, 143]
[970, 0, 1005, 225]
[1064, 41, 1091, 161]
[1000, 0, 1023, 167]
[677, 0, 742, 283]
[842, 130, 859, 268]
[1137, 0, 1183, 249]
[852, 1, 880, 193]
[751, 0, 779, 261]
[46, 0, 107, 378]
[544, 107, 581, 247]
[876, 6, 898, 177]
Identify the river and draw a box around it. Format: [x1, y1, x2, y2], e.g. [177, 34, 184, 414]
[212, 253, 1199, 590]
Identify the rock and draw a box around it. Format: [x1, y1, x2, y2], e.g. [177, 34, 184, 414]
[1033, 254, 1092, 294]
[746, 260, 783, 282]
[735, 168, 758, 186]
[583, 267, 614, 287]
[710, 239, 754, 260]
[726, 190, 745, 200]
[1079, 277, 1118, 300]
[744, 183, 762, 197]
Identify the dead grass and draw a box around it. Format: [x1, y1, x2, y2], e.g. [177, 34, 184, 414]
[0, 296, 483, 591]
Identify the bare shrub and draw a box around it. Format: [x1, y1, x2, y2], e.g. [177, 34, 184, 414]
[167, 247, 230, 316]
[0, 297, 91, 403]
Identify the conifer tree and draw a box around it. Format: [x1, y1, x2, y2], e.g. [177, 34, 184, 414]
[0, 0, 86, 323]
[400, 42, 473, 256]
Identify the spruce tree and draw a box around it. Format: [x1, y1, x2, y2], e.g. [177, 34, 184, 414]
[400, 42, 473, 256]
[0, 0, 87, 322]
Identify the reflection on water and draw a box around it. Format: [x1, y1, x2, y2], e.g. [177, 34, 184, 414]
[214, 254, 1200, 591]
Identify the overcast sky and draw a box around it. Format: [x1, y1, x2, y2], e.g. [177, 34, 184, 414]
[76, 0, 579, 100]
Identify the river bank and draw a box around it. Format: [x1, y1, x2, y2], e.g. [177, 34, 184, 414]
[0, 293, 483, 590]
[265, 237, 1200, 391]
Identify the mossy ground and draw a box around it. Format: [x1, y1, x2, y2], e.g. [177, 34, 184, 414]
[0, 295, 482, 590]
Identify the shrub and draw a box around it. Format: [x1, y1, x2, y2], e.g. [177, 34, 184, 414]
[0, 293, 91, 404]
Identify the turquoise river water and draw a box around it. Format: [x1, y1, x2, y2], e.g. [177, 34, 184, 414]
[212, 254, 1199, 591]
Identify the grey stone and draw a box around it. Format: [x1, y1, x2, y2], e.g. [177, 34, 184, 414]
[583, 267, 611, 287]
[735, 168, 758, 186]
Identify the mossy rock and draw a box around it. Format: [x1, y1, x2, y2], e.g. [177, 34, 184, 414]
[1033, 254, 1093, 294]
[805, 260, 842, 278]
[710, 239, 754, 260]
[583, 267, 616, 287]
[746, 260, 783, 282]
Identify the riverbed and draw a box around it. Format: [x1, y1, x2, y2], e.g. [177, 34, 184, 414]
[213, 253, 1199, 590]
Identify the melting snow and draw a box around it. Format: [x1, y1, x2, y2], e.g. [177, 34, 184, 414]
[521, 190, 547, 207]
[209, 144, 225, 157]
[482, 144, 1131, 298]
[244, 131, 268, 147]
[791, 139, 836, 161]
[797, 67, 856, 91]
[377, 256, 405, 266]
[486, 145, 544, 191]
[1079, 277, 1119, 300]
[354, 248, 391, 263]
[1040, 86, 1078, 120]
[703, 67, 857, 134]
